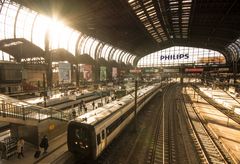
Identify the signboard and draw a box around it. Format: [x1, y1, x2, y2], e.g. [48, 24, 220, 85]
[100, 66, 107, 81]
[185, 68, 204, 73]
[58, 62, 71, 83]
[144, 68, 159, 73]
[163, 68, 179, 73]
[130, 69, 141, 73]
[218, 68, 229, 72]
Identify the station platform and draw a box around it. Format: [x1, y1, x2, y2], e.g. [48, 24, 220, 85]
[0, 132, 66, 164]
[24, 89, 93, 105]
[185, 87, 240, 163]
[193, 85, 240, 124]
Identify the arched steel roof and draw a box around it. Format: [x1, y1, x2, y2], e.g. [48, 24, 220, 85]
[8, 0, 240, 64]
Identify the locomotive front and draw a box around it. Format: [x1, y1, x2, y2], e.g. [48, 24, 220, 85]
[67, 121, 96, 159]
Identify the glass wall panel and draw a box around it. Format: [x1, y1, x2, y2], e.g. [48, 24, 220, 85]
[122, 53, 129, 63]
[0, 51, 14, 61]
[129, 56, 136, 65]
[32, 15, 51, 49]
[16, 7, 37, 41]
[90, 39, 100, 59]
[112, 49, 122, 61]
[68, 30, 80, 55]
[4, 2, 19, 39]
[125, 54, 130, 63]
[118, 52, 126, 62]
[107, 48, 116, 61]
[77, 35, 87, 55]
[95, 42, 103, 59]
[100, 44, 109, 58]
[79, 36, 89, 55]
[137, 46, 226, 67]
[0, 3, 8, 39]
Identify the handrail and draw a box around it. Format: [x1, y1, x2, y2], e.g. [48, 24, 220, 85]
[0, 94, 67, 122]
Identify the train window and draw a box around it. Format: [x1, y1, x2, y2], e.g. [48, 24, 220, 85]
[102, 130, 105, 139]
[97, 134, 101, 145]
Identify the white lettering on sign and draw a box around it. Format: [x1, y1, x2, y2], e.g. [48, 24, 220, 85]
[160, 54, 189, 60]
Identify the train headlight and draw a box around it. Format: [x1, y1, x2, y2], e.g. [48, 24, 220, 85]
[75, 142, 78, 145]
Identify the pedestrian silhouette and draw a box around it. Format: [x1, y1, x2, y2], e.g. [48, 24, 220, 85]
[17, 138, 24, 159]
[40, 135, 49, 154]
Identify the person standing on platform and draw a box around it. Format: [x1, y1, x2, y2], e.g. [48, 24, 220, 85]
[83, 101, 87, 113]
[92, 101, 95, 110]
[72, 109, 76, 119]
[40, 135, 49, 154]
[17, 138, 24, 159]
[78, 104, 82, 115]
[80, 100, 84, 113]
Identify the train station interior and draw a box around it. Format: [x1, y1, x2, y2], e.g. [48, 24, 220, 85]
[0, 0, 240, 163]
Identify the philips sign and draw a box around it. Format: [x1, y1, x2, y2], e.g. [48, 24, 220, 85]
[160, 54, 189, 60]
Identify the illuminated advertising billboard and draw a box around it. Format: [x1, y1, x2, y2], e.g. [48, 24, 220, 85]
[58, 62, 71, 83]
[100, 66, 107, 81]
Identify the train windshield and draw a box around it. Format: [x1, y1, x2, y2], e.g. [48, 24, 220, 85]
[75, 127, 88, 142]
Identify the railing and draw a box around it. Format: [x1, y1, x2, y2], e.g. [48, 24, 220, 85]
[0, 94, 67, 122]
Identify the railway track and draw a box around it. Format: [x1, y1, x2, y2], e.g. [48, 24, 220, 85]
[183, 91, 230, 164]
[146, 86, 165, 164]
[146, 84, 180, 164]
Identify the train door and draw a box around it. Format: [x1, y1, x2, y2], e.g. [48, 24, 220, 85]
[96, 128, 107, 156]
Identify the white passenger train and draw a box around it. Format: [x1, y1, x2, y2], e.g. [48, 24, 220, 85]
[67, 84, 161, 160]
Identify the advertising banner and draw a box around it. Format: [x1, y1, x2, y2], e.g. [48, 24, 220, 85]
[112, 67, 118, 79]
[83, 64, 92, 82]
[100, 66, 107, 81]
[58, 62, 71, 83]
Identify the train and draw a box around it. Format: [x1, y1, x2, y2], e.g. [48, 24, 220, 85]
[67, 84, 161, 160]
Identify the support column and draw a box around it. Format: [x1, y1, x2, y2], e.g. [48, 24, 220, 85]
[76, 64, 80, 87]
[45, 31, 52, 89]
[233, 61, 237, 83]
[71, 64, 74, 84]
[134, 79, 138, 132]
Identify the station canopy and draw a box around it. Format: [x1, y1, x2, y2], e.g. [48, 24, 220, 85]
[0, 0, 239, 65]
